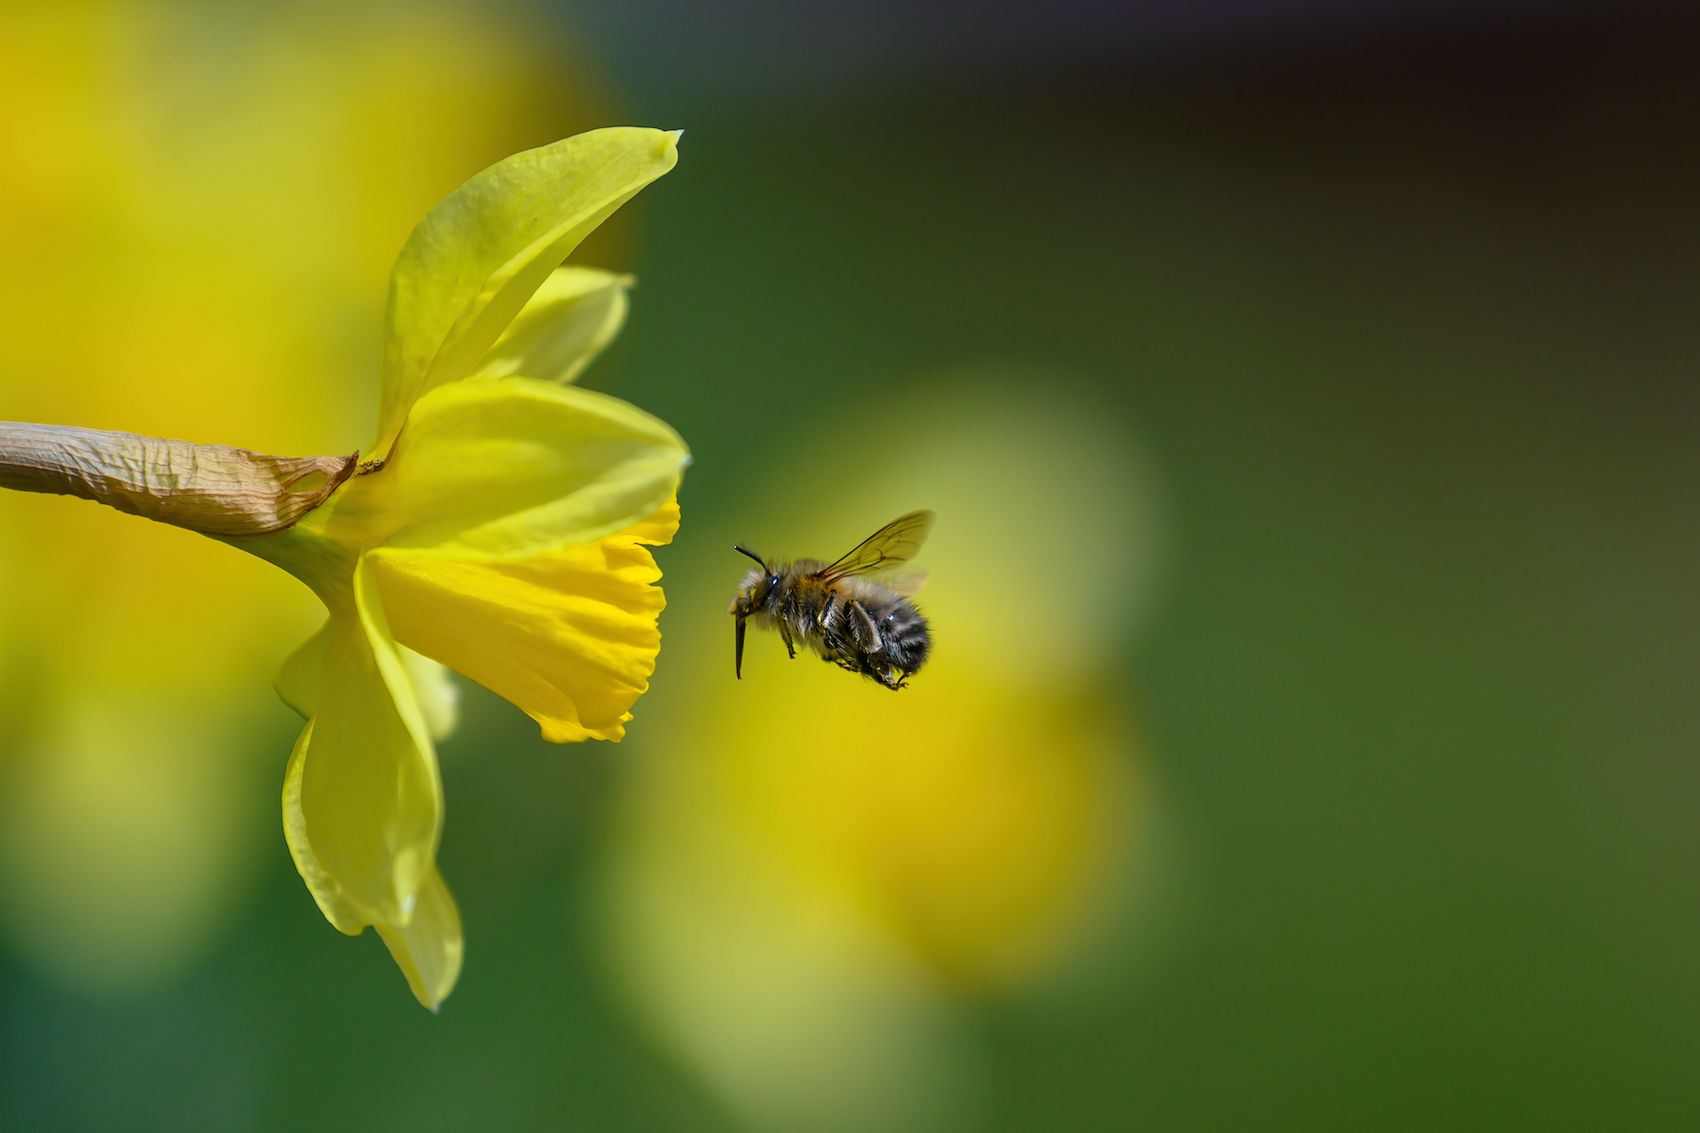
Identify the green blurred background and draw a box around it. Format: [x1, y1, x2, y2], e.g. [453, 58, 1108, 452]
[3, 1, 1697, 1129]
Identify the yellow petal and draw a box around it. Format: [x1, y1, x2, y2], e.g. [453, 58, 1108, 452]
[280, 720, 369, 936]
[399, 647, 460, 743]
[370, 500, 680, 742]
[471, 266, 632, 385]
[377, 127, 679, 452]
[334, 376, 687, 560]
[376, 868, 464, 1012]
[274, 621, 328, 720]
[275, 623, 457, 743]
[289, 560, 441, 926]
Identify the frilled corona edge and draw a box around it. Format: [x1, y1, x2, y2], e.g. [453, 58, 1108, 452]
[0, 422, 358, 536]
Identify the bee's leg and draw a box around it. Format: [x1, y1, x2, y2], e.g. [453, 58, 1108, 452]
[778, 620, 796, 660]
[869, 664, 903, 691]
[819, 591, 837, 630]
[847, 601, 883, 653]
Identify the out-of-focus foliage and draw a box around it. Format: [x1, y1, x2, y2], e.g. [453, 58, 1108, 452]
[0, 0, 611, 992]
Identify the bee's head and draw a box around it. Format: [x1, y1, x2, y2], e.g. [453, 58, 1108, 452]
[729, 545, 779, 680]
[728, 545, 779, 615]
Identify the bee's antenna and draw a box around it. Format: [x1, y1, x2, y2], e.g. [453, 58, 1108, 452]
[734, 616, 747, 680]
[734, 544, 766, 569]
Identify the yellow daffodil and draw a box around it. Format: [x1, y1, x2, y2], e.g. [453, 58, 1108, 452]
[0, 127, 688, 1010]
[248, 127, 688, 1009]
[0, 0, 619, 996]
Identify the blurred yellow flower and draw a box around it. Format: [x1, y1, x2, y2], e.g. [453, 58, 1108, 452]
[603, 381, 1158, 1129]
[0, 0, 617, 995]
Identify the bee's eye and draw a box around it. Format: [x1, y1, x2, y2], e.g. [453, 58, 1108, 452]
[769, 575, 779, 589]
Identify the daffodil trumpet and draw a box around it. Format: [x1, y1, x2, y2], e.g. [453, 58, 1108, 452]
[0, 127, 688, 1010]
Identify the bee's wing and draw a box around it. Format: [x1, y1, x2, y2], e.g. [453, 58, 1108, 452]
[875, 569, 928, 598]
[817, 510, 935, 581]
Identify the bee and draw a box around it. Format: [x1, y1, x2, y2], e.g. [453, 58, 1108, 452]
[728, 510, 935, 690]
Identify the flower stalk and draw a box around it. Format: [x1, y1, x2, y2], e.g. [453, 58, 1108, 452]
[0, 421, 356, 537]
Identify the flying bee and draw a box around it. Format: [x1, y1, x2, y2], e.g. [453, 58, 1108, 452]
[728, 510, 935, 690]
